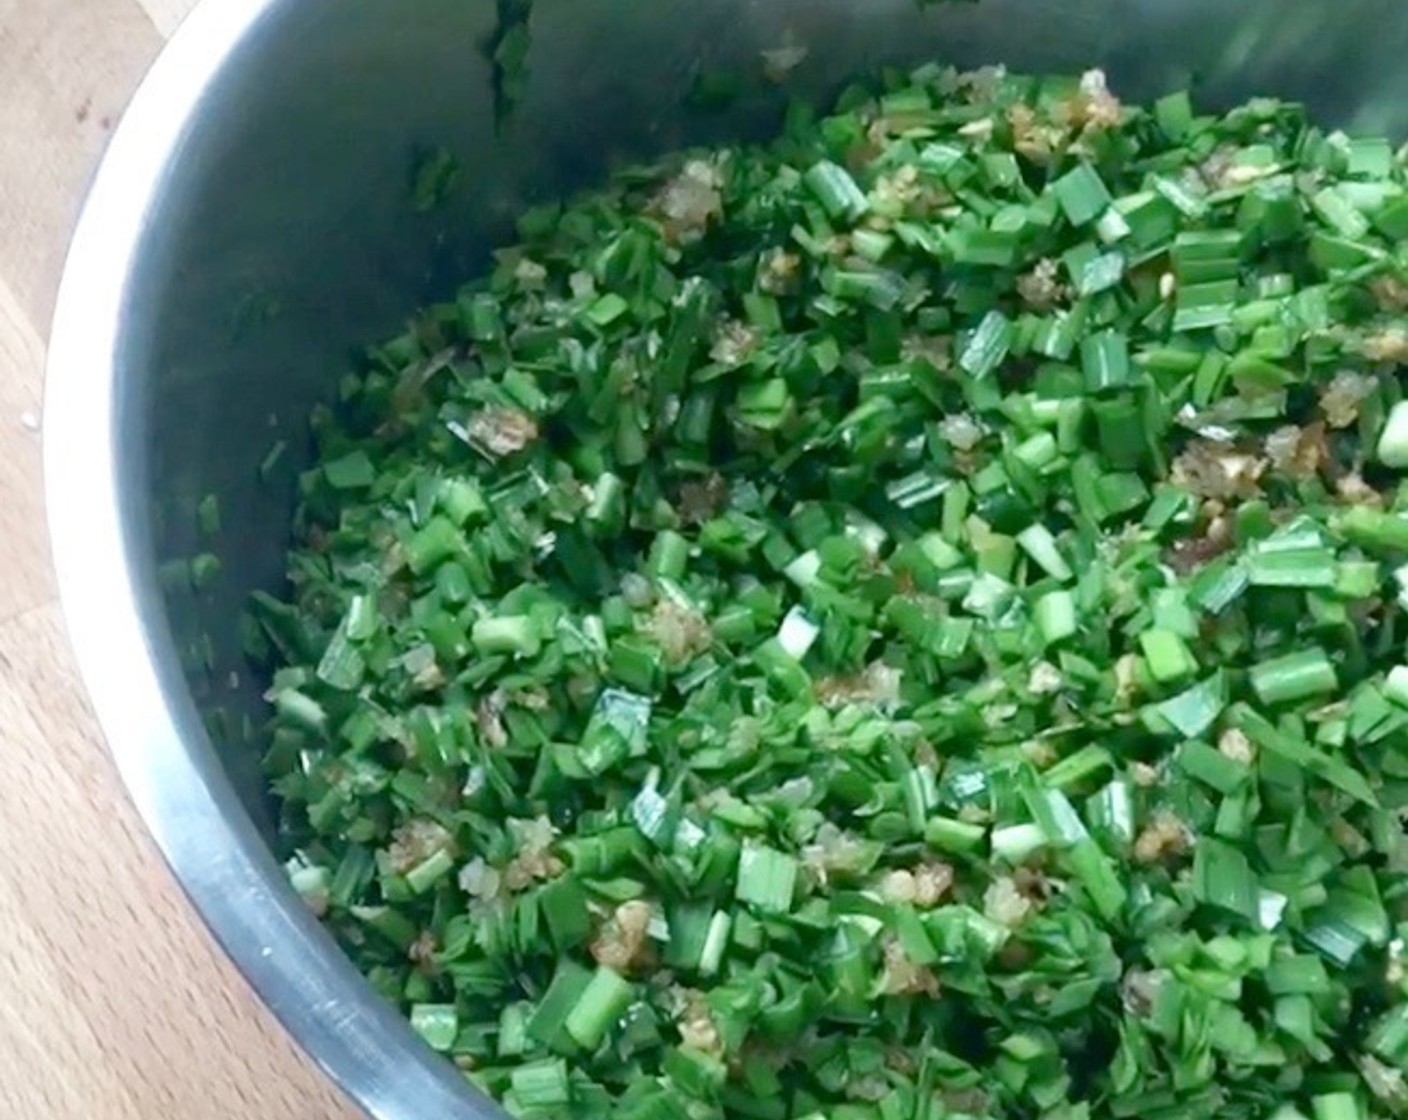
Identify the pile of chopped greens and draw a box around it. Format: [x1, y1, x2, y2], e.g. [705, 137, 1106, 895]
[257, 62, 1408, 1120]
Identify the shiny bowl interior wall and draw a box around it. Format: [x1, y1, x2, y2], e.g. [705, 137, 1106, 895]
[44, 1, 1408, 1117]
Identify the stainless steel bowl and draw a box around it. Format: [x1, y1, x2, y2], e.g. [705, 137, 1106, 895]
[43, 1, 1408, 1116]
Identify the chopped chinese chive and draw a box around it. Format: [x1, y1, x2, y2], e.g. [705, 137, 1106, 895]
[1139, 629, 1198, 684]
[1148, 672, 1226, 739]
[735, 845, 797, 914]
[1310, 187, 1370, 240]
[1385, 666, 1408, 708]
[1339, 507, 1408, 553]
[647, 530, 691, 581]
[776, 606, 820, 660]
[439, 477, 488, 525]
[472, 615, 542, 658]
[924, 816, 987, 854]
[324, 450, 376, 489]
[1193, 838, 1259, 922]
[804, 160, 868, 222]
[959, 310, 1013, 377]
[1016, 523, 1072, 582]
[1175, 740, 1247, 794]
[410, 1003, 459, 1052]
[1369, 1006, 1408, 1066]
[1246, 545, 1338, 588]
[1037, 746, 1108, 795]
[1052, 163, 1113, 226]
[405, 515, 461, 575]
[1080, 329, 1130, 392]
[992, 823, 1046, 864]
[1154, 90, 1193, 137]
[1265, 954, 1330, 996]
[1250, 648, 1338, 706]
[405, 847, 455, 894]
[1311, 1094, 1362, 1120]
[510, 1058, 572, 1108]
[1377, 400, 1408, 468]
[563, 967, 634, 1051]
[1034, 589, 1077, 646]
[1172, 279, 1238, 333]
[697, 910, 732, 977]
[586, 292, 630, 326]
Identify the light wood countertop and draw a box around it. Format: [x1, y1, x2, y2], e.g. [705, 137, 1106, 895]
[0, 3, 360, 1116]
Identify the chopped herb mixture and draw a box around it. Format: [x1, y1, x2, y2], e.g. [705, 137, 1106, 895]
[257, 63, 1408, 1120]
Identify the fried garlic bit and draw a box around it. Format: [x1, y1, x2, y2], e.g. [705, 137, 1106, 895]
[466, 406, 539, 458]
[408, 930, 438, 966]
[880, 936, 940, 997]
[1021, 738, 1059, 769]
[801, 823, 874, 889]
[1133, 811, 1193, 865]
[1218, 728, 1256, 765]
[1197, 145, 1275, 190]
[1336, 470, 1385, 508]
[1076, 69, 1123, 128]
[591, 899, 656, 972]
[386, 818, 453, 874]
[476, 689, 509, 749]
[1027, 662, 1064, 695]
[1364, 326, 1408, 363]
[814, 660, 903, 710]
[1371, 275, 1408, 312]
[983, 875, 1036, 928]
[947, 65, 1008, 104]
[901, 332, 952, 371]
[677, 473, 729, 526]
[670, 987, 724, 1056]
[1171, 439, 1268, 500]
[938, 412, 986, 452]
[758, 247, 802, 295]
[1264, 422, 1329, 479]
[654, 159, 725, 242]
[1129, 761, 1161, 788]
[710, 317, 758, 367]
[871, 164, 924, 218]
[1051, 69, 1124, 147]
[878, 861, 955, 909]
[1016, 258, 1067, 311]
[641, 598, 713, 665]
[1320, 370, 1377, 429]
[847, 1073, 892, 1102]
[458, 856, 503, 901]
[503, 816, 565, 891]
[1007, 103, 1065, 165]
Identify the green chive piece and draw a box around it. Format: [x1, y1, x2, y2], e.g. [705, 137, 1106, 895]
[410, 1003, 459, 1052]
[564, 967, 634, 1051]
[1250, 648, 1338, 706]
[735, 845, 798, 914]
[804, 160, 869, 223]
[1052, 163, 1113, 226]
[1377, 400, 1408, 468]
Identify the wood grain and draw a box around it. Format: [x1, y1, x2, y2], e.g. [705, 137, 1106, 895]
[0, 2, 363, 1116]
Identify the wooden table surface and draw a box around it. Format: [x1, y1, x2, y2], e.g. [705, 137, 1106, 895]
[0, 4, 361, 1117]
